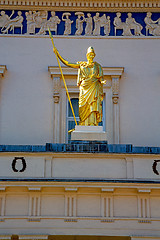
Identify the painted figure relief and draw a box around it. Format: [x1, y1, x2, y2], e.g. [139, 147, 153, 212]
[25, 11, 35, 34]
[84, 13, 93, 35]
[101, 14, 111, 36]
[36, 11, 48, 35]
[0, 10, 14, 33]
[75, 12, 85, 35]
[1, 11, 23, 34]
[114, 12, 132, 36]
[47, 11, 61, 35]
[144, 12, 160, 36]
[62, 12, 73, 35]
[93, 13, 101, 35]
[126, 12, 143, 36]
[92, 13, 111, 36]
[25, 11, 48, 34]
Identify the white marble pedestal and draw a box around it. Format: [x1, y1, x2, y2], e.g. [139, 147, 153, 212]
[71, 126, 107, 141]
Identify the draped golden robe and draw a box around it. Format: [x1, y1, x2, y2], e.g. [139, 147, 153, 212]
[77, 61, 104, 125]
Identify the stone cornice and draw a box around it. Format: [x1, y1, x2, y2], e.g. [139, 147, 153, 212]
[48, 66, 124, 78]
[0, 0, 160, 11]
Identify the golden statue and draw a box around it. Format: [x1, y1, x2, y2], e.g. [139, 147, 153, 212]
[54, 46, 106, 126]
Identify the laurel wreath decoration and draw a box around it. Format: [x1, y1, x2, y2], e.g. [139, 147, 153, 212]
[12, 157, 27, 172]
[152, 160, 160, 175]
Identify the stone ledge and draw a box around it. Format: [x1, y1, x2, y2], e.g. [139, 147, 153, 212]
[0, 143, 160, 154]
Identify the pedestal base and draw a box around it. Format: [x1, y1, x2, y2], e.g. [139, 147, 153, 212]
[71, 126, 107, 141]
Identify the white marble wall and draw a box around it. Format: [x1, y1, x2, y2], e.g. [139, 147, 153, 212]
[0, 36, 160, 146]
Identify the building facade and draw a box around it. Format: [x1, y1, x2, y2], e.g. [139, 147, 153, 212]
[0, 0, 160, 239]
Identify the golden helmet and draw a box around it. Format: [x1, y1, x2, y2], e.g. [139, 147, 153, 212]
[86, 46, 96, 56]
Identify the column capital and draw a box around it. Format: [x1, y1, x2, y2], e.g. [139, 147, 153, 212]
[0, 65, 7, 78]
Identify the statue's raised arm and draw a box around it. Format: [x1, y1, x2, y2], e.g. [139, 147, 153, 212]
[54, 48, 80, 69]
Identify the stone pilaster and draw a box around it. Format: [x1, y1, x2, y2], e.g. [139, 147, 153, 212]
[48, 67, 61, 143]
[111, 75, 120, 144]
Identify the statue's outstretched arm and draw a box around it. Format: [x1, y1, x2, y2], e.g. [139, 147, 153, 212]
[54, 48, 80, 69]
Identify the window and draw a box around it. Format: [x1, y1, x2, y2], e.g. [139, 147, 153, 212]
[66, 98, 79, 142]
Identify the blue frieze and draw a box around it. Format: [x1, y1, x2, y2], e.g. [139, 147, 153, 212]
[0, 10, 160, 36]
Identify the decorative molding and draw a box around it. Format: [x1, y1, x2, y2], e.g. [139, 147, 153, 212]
[19, 235, 48, 240]
[138, 196, 150, 218]
[0, 236, 11, 240]
[0, 65, 7, 78]
[101, 219, 114, 222]
[64, 218, 78, 222]
[27, 218, 41, 222]
[28, 187, 41, 192]
[48, 66, 77, 77]
[65, 194, 77, 217]
[138, 189, 151, 193]
[28, 195, 41, 217]
[48, 66, 124, 77]
[65, 187, 78, 191]
[0, 187, 6, 192]
[101, 188, 114, 192]
[138, 220, 151, 223]
[101, 196, 113, 218]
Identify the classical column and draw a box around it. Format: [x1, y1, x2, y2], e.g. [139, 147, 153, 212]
[111, 75, 120, 144]
[48, 67, 61, 143]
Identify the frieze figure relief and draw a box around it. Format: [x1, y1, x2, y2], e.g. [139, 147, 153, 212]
[93, 12, 101, 35]
[25, 10, 48, 35]
[126, 13, 143, 36]
[144, 12, 160, 36]
[1, 10, 160, 37]
[75, 12, 85, 35]
[47, 11, 61, 35]
[1, 11, 23, 34]
[0, 10, 14, 33]
[114, 12, 132, 36]
[101, 14, 111, 36]
[36, 11, 48, 35]
[84, 13, 93, 35]
[25, 11, 35, 34]
[62, 12, 73, 35]
[152, 19, 160, 36]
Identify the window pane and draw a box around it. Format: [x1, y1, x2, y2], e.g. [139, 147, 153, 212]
[68, 120, 79, 141]
[98, 101, 103, 126]
[68, 98, 79, 117]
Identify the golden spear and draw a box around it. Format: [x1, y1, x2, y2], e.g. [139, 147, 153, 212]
[48, 28, 77, 129]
